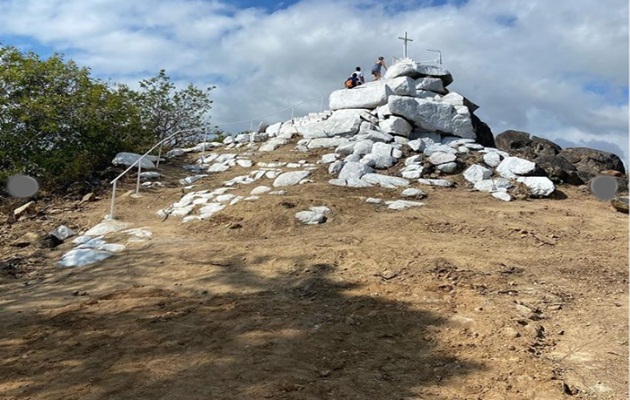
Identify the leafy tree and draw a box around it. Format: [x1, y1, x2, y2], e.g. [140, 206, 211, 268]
[0, 45, 216, 193]
[0, 45, 147, 191]
[130, 69, 215, 146]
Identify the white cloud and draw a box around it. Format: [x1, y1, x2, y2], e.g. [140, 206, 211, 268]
[0, 0, 627, 164]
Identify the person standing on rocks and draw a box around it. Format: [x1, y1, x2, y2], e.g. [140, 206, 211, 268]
[371, 56, 387, 80]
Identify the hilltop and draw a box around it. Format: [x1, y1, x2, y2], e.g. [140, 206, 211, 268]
[0, 58, 628, 399]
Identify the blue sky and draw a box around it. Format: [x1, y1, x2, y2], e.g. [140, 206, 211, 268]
[0, 0, 627, 165]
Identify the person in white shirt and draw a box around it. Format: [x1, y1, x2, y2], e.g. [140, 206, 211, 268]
[353, 67, 365, 84]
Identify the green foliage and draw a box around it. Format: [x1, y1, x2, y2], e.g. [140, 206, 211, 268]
[130, 69, 215, 146]
[0, 45, 215, 192]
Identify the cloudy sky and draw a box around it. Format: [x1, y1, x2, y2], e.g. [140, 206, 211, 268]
[0, 0, 628, 165]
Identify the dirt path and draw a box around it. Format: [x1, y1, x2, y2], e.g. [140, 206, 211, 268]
[1, 144, 627, 399]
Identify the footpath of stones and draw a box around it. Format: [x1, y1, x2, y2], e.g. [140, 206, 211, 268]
[57, 125, 556, 268]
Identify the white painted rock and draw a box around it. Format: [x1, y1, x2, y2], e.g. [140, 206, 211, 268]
[483, 152, 503, 168]
[339, 162, 373, 181]
[139, 172, 161, 181]
[516, 176, 555, 196]
[50, 225, 76, 241]
[366, 197, 383, 204]
[361, 173, 410, 188]
[474, 178, 512, 193]
[84, 220, 131, 236]
[415, 77, 446, 94]
[250, 186, 272, 195]
[492, 192, 512, 202]
[329, 83, 392, 110]
[417, 178, 454, 187]
[166, 149, 185, 158]
[112, 152, 156, 169]
[436, 162, 458, 173]
[58, 248, 114, 267]
[259, 137, 289, 152]
[357, 129, 394, 143]
[429, 152, 457, 165]
[171, 205, 195, 217]
[496, 157, 537, 179]
[401, 188, 427, 198]
[320, 153, 339, 164]
[463, 164, 493, 184]
[385, 76, 416, 96]
[295, 210, 327, 225]
[353, 140, 375, 156]
[299, 109, 365, 139]
[273, 171, 311, 187]
[236, 159, 253, 168]
[388, 96, 476, 140]
[385, 200, 425, 210]
[100, 243, 126, 253]
[423, 143, 458, 156]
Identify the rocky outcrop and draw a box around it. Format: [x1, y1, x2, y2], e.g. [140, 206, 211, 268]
[558, 147, 626, 181]
[495, 131, 626, 185]
[283, 58, 493, 148]
[495, 130, 562, 159]
[533, 155, 583, 185]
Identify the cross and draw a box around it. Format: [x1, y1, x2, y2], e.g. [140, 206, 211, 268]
[398, 31, 414, 58]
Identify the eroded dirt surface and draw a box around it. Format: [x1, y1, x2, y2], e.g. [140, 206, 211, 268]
[1, 143, 628, 399]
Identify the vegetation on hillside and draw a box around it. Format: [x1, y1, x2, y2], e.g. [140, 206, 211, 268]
[0, 44, 216, 193]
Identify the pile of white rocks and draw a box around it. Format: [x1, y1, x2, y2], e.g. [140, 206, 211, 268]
[239, 57, 556, 202]
[58, 220, 153, 267]
[113, 58, 557, 231]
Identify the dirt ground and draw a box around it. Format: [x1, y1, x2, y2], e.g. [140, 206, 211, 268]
[1, 141, 628, 400]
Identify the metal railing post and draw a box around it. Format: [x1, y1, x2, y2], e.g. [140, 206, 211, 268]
[135, 160, 142, 194]
[109, 181, 118, 219]
[156, 143, 163, 169]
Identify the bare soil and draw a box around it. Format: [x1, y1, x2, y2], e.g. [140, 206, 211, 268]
[1, 142, 628, 400]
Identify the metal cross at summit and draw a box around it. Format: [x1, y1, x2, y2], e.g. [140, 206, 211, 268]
[398, 31, 413, 58]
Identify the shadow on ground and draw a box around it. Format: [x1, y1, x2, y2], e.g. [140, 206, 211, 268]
[1, 245, 485, 400]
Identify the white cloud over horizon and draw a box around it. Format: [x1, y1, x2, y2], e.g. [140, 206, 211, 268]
[0, 0, 628, 166]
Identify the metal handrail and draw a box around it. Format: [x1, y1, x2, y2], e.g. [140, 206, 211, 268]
[105, 93, 332, 220]
[106, 126, 209, 219]
[213, 92, 330, 129]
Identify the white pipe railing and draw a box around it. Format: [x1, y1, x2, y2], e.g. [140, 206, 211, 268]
[107, 126, 208, 220]
[214, 92, 329, 132]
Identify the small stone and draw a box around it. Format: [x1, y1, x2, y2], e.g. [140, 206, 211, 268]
[502, 327, 521, 338]
[611, 196, 629, 213]
[381, 270, 397, 280]
[515, 304, 538, 320]
[80, 192, 95, 203]
[13, 201, 35, 217]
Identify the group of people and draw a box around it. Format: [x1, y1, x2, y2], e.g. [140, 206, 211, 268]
[344, 56, 387, 89]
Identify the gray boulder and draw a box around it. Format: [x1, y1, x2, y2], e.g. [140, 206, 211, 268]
[495, 130, 562, 160]
[339, 162, 373, 181]
[329, 84, 392, 110]
[533, 154, 583, 185]
[558, 147, 626, 180]
[383, 59, 454, 86]
[112, 152, 156, 170]
[273, 171, 311, 187]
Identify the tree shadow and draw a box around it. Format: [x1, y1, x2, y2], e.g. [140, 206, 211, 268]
[1, 248, 485, 400]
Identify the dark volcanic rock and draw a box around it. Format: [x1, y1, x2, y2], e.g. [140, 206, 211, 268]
[559, 147, 626, 180]
[495, 130, 562, 159]
[534, 155, 583, 185]
[611, 196, 629, 213]
[471, 114, 495, 148]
